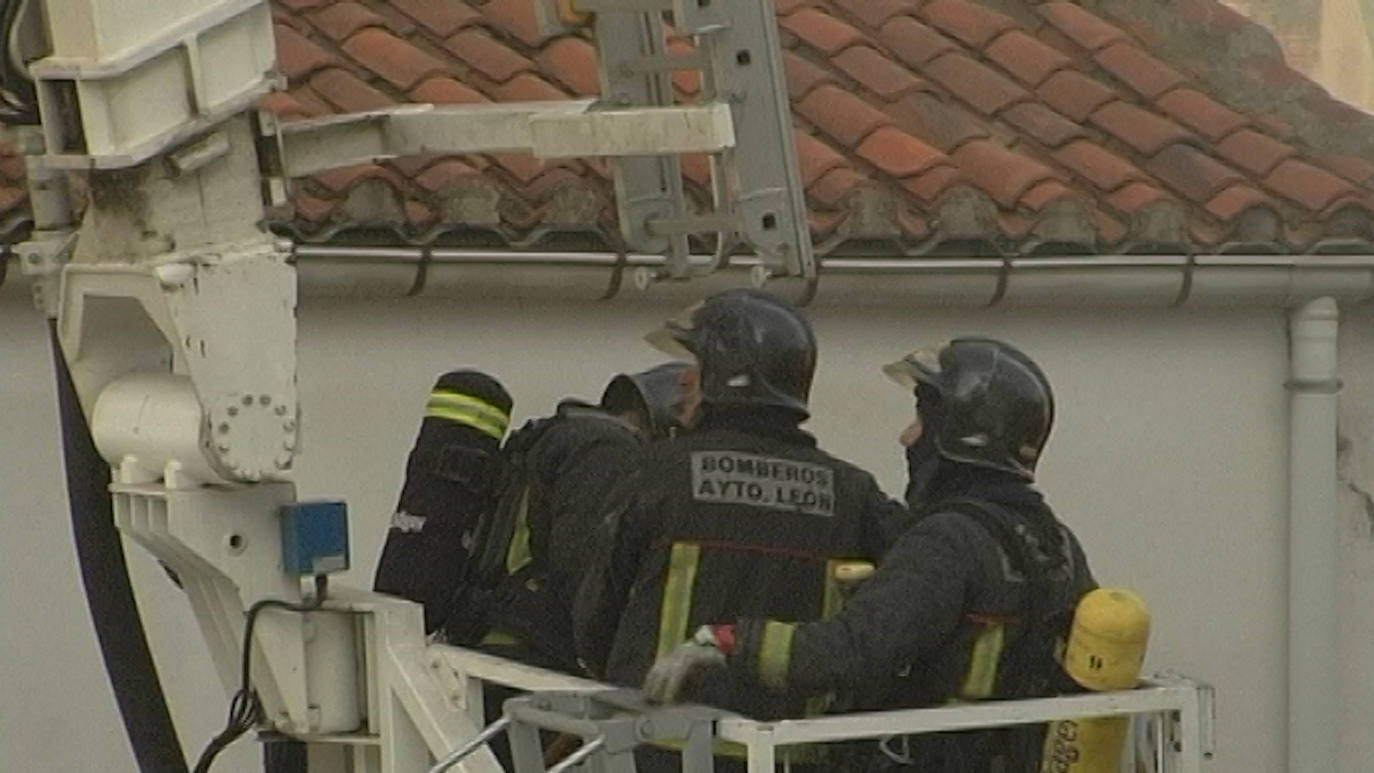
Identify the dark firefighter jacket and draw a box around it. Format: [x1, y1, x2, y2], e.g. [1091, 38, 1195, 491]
[481, 400, 644, 672]
[574, 407, 912, 720]
[726, 468, 1096, 772]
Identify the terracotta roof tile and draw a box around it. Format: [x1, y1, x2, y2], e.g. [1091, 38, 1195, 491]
[784, 51, 838, 99]
[952, 140, 1059, 208]
[293, 191, 339, 222]
[902, 165, 965, 203]
[537, 37, 601, 97]
[1090, 101, 1193, 155]
[494, 73, 569, 102]
[775, 0, 817, 16]
[667, 39, 701, 96]
[810, 167, 867, 207]
[490, 152, 549, 184]
[342, 28, 451, 90]
[279, 0, 330, 10]
[274, 23, 338, 80]
[899, 210, 932, 240]
[1052, 140, 1146, 191]
[1315, 155, 1374, 187]
[1035, 70, 1117, 122]
[1092, 43, 1186, 100]
[797, 85, 892, 145]
[886, 92, 989, 151]
[367, 2, 418, 35]
[308, 2, 385, 40]
[415, 160, 482, 192]
[1205, 184, 1274, 222]
[287, 86, 335, 116]
[480, 0, 546, 47]
[794, 132, 848, 186]
[312, 163, 400, 191]
[781, 9, 866, 55]
[833, 46, 926, 100]
[444, 29, 534, 82]
[920, 0, 1017, 49]
[1094, 209, 1129, 243]
[308, 67, 394, 111]
[1001, 102, 1086, 148]
[1155, 89, 1248, 142]
[524, 167, 589, 201]
[924, 53, 1030, 116]
[1256, 114, 1297, 141]
[833, 0, 922, 30]
[1142, 143, 1245, 203]
[984, 30, 1072, 88]
[1214, 129, 1295, 177]
[411, 76, 487, 103]
[857, 127, 951, 178]
[1105, 182, 1171, 214]
[389, 0, 481, 37]
[405, 199, 436, 225]
[1019, 179, 1076, 212]
[1037, 2, 1129, 52]
[879, 16, 958, 68]
[1264, 160, 1358, 212]
[260, 91, 317, 120]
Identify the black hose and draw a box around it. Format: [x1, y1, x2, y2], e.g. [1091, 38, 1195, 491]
[48, 319, 189, 773]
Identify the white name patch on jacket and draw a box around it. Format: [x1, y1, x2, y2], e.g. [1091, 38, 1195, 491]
[690, 451, 835, 517]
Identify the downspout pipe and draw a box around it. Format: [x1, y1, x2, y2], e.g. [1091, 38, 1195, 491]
[1287, 297, 1341, 773]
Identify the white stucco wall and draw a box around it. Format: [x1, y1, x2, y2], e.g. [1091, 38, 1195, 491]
[4, 274, 1373, 773]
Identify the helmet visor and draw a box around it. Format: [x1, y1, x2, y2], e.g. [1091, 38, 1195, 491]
[644, 301, 703, 359]
[882, 347, 943, 389]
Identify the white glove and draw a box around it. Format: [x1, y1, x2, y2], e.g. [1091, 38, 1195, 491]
[642, 626, 728, 704]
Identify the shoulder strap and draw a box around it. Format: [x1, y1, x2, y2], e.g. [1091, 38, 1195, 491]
[467, 417, 556, 589]
[939, 498, 1080, 699]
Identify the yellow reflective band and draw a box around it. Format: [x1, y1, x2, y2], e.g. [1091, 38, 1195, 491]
[505, 487, 533, 575]
[479, 630, 520, 647]
[425, 390, 510, 440]
[656, 543, 701, 659]
[959, 622, 1005, 699]
[758, 620, 797, 691]
[822, 559, 846, 619]
[806, 560, 853, 717]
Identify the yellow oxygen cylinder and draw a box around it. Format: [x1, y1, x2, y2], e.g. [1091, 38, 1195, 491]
[1040, 588, 1150, 773]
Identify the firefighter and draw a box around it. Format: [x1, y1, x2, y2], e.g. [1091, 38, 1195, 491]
[471, 361, 697, 671]
[373, 370, 514, 635]
[575, 289, 910, 771]
[644, 338, 1097, 773]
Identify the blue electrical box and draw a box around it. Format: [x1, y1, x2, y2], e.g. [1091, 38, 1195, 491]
[280, 500, 350, 576]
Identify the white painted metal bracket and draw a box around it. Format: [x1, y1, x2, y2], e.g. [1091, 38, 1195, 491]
[31, 0, 276, 168]
[277, 102, 736, 178]
[58, 240, 298, 484]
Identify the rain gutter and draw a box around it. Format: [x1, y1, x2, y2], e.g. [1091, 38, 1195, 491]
[287, 247, 1374, 307]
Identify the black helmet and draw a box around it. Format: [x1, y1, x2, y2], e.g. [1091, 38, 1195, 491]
[646, 289, 816, 417]
[601, 361, 692, 439]
[884, 338, 1054, 479]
